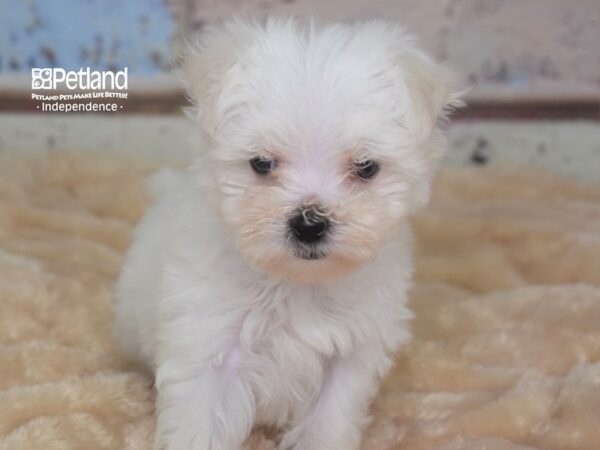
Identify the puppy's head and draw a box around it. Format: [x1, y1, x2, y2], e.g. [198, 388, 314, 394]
[184, 18, 462, 283]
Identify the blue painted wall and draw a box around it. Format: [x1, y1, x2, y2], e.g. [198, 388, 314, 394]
[0, 0, 175, 75]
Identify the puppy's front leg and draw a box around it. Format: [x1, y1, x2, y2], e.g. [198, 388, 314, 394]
[280, 352, 388, 450]
[154, 343, 254, 450]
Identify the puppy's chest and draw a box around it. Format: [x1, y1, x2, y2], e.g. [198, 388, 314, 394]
[237, 287, 373, 423]
[242, 286, 365, 361]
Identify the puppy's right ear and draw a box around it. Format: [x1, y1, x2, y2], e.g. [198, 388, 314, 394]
[182, 20, 258, 135]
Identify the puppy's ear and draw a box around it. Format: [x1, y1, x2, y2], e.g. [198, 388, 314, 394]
[182, 20, 259, 134]
[394, 43, 464, 142]
[371, 22, 464, 210]
[402, 51, 464, 211]
[354, 21, 464, 138]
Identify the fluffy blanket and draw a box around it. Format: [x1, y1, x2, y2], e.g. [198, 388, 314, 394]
[1, 152, 599, 450]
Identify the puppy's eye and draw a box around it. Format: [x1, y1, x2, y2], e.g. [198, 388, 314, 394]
[353, 160, 380, 180]
[250, 156, 276, 175]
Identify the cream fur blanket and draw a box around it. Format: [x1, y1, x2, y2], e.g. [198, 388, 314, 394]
[1, 152, 599, 450]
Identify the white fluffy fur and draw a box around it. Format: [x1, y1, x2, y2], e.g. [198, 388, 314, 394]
[114, 18, 461, 450]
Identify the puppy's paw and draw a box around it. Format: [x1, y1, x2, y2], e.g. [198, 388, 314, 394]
[279, 425, 362, 450]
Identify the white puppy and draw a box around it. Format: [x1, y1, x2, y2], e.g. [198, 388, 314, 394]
[114, 18, 461, 450]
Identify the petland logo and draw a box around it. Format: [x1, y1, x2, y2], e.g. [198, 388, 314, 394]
[31, 67, 128, 90]
[31, 67, 128, 112]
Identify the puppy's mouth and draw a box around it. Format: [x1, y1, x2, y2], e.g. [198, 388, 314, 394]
[289, 240, 328, 260]
[294, 245, 327, 261]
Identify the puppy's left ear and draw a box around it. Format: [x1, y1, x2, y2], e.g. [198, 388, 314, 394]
[384, 26, 465, 211]
[399, 48, 464, 142]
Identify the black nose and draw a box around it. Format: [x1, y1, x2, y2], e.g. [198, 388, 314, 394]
[288, 206, 330, 244]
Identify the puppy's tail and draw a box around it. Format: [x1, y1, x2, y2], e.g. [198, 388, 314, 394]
[147, 168, 186, 203]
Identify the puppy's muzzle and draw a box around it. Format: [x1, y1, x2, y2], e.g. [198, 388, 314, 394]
[288, 205, 330, 245]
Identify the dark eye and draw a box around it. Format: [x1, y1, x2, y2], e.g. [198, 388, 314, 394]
[353, 160, 380, 180]
[250, 156, 276, 175]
